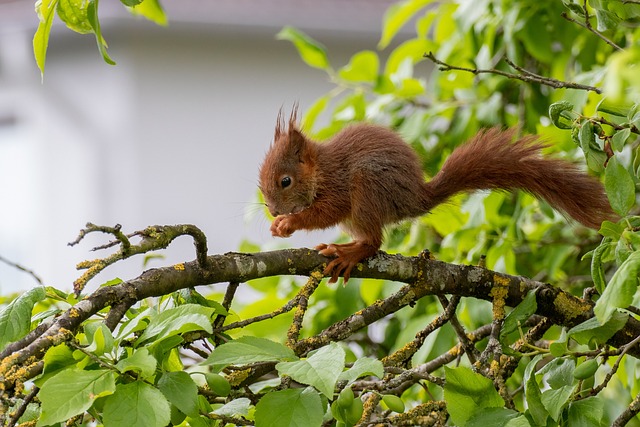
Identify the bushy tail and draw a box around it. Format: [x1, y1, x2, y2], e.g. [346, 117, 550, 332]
[422, 128, 616, 229]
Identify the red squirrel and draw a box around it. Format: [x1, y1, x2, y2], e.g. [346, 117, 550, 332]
[259, 108, 615, 283]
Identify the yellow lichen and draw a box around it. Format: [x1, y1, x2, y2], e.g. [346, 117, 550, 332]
[173, 263, 185, 271]
[519, 280, 527, 294]
[554, 292, 590, 320]
[489, 359, 501, 375]
[383, 340, 418, 366]
[398, 289, 417, 306]
[226, 368, 251, 386]
[489, 275, 510, 320]
[448, 346, 462, 357]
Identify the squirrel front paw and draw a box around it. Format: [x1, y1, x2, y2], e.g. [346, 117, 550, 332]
[270, 215, 294, 238]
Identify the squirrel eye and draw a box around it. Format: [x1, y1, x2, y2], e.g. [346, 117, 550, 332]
[280, 176, 292, 189]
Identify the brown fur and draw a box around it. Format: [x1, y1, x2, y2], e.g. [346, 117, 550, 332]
[259, 111, 616, 282]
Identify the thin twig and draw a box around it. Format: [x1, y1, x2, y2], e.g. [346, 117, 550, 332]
[0, 255, 44, 286]
[382, 294, 459, 368]
[69, 223, 131, 251]
[560, 0, 622, 51]
[438, 295, 479, 364]
[216, 289, 302, 333]
[213, 282, 240, 345]
[595, 116, 640, 135]
[6, 386, 39, 427]
[287, 272, 322, 347]
[424, 52, 602, 93]
[585, 333, 640, 399]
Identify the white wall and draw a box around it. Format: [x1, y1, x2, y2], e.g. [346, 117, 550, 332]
[0, 9, 388, 293]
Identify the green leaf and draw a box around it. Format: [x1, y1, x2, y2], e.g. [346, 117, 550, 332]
[591, 241, 609, 293]
[338, 51, 379, 83]
[37, 369, 116, 426]
[33, 344, 76, 387]
[276, 26, 330, 70]
[85, 322, 115, 355]
[466, 407, 521, 427]
[33, 0, 60, 78]
[548, 101, 575, 130]
[158, 371, 199, 417]
[384, 38, 432, 75]
[378, 0, 433, 49]
[116, 306, 154, 340]
[116, 348, 157, 379]
[599, 221, 624, 240]
[276, 342, 345, 398]
[57, 0, 93, 33]
[523, 355, 548, 426]
[595, 8, 620, 31]
[136, 304, 216, 345]
[605, 155, 636, 216]
[595, 251, 640, 323]
[579, 121, 607, 172]
[213, 397, 252, 417]
[541, 385, 576, 421]
[539, 358, 575, 389]
[255, 387, 324, 427]
[444, 366, 505, 426]
[338, 357, 384, 383]
[302, 94, 331, 132]
[549, 331, 568, 357]
[567, 311, 628, 345]
[500, 290, 537, 344]
[86, 0, 116, 65]
[562, 0, 585, 16]
[103, 381, 171, 427]
[567, 396, 605, 427]
[596, 100, 630, 117]
[611, 128, 631, 152]
[127, 0, 167, 25]
[0, 287, 46, 352]
[205, 336, 297, 366]
[394, 78, 426, 98]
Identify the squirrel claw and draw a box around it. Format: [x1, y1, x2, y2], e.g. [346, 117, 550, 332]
[315, 243, 335, 256]
[316, 242, 377, 284]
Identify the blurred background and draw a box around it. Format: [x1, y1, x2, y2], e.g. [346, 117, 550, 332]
[0, 0, 399, 293]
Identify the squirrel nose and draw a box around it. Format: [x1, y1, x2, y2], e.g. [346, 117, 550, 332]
[268, 206, 280, 217]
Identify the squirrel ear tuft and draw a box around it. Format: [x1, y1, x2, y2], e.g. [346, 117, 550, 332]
[289, 102, 299, 128]
[274, 107, 286, 140]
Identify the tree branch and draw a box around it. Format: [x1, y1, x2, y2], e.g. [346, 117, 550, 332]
[2, 245, 640, 394]
[69, 223, 210, 295]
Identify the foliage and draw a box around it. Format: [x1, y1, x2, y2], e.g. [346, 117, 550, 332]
[33, 0, 167, 78]
[6, 0, 640, 426]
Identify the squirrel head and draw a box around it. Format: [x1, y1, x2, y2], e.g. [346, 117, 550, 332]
[259, 107, 318, 217]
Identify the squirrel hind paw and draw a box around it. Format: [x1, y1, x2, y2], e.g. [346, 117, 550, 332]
[316, 242, 378, 284]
